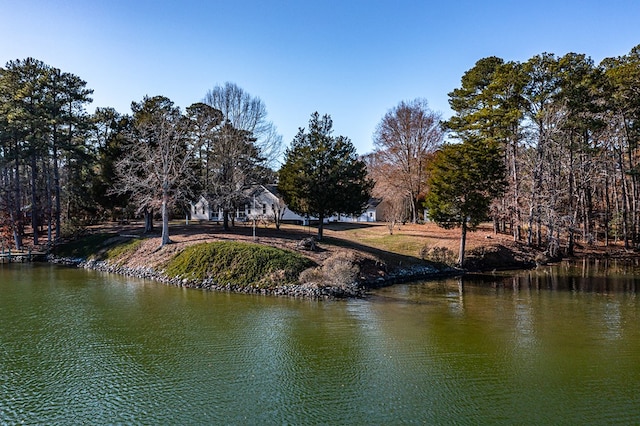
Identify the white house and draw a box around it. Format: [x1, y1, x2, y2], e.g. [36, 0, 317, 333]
[191, 185, 385, 225]
[329, 198, 381, 223]
[190, 185, 316, 225]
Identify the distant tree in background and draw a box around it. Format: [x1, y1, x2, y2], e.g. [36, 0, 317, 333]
[278, 112, 373, 240]
[371, 99, 443, 223]
[184, 102, 224, 194]
[363, 152, 412, 234]
[206, 121, 265, 230]
[204, 82, 283, 168]
[270, 192, 287, 230]
[91, 107, 132, 219]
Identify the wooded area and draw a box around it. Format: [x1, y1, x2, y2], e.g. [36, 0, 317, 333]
[0, 60, 282, 249]
[2, 44, 640, 254]
[367, 45, 640, 258]
[445, 46, 640, 255]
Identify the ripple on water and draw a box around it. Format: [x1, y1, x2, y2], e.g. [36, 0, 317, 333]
[4, 265, 640, 424]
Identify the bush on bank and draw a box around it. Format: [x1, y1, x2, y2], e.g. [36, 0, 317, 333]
[163, 241, 315, 287]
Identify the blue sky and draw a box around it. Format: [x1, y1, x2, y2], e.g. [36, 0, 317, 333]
[2, 0, 640, 159]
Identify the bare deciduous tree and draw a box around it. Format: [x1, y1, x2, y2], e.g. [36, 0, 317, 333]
[204, 82, 282, 168]
[113, 96, 198, 247]
[364, 153, 408, 234]
[269, 189, 287, 230]
[207, 122, 264, 230]
[372, 99, 443, 223]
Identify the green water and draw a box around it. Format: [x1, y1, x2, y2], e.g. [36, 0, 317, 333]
[1, 261, 640, 424]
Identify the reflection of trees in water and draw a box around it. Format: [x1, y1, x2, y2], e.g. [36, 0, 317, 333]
[472, 259, 640, 293]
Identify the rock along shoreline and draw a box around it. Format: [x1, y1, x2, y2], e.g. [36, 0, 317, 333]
[47, 254, 458, 300]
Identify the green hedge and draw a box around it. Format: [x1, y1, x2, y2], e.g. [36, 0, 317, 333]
[164, 241, 315, 287]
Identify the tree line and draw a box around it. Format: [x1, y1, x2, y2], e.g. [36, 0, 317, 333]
[0, 57, 286, 249]
[3, 44, 640, 258]
[0, 58, 370, 248]
[367, 45, 640, 264]
[0, 58, 93, 249]
[444, 45, 640, 258]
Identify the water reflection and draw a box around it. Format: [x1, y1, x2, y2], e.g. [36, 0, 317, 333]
[371, 262, 640, 423]
[466, 258, 640, 294]
[3, 262, 640, 424]
[602, 299, 623, 340]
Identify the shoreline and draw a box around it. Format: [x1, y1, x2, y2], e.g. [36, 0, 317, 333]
[42, 242, 640, 299]
[46, 254, 459, 299]
[37, 221, 637, 299]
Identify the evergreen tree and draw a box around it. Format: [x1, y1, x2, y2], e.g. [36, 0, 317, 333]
[445, 57, 525, 240]
[91, 107, 132, 219]
[424, 137, 506, 266]
[0, 58, 93, 246]
[278, 112, 372, 240]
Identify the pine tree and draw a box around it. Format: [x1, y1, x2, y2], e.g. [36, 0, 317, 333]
[424, 137, 506, 266]
[278, 112, 372, 240]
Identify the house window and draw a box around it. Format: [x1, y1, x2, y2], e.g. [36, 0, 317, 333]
[369, 212, 373, 218]
[246, 204, 250, 215]
[262, 203, 267, 214]
[202, 206, 205, 215]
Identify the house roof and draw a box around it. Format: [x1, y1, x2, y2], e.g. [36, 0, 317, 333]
[242, 184, 279, 199]
[367, 198, 382, 208]
[263, 184, 280, 197]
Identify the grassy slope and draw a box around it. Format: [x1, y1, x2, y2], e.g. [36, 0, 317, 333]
[164, 241, 314, 287]
[55, 233, 316, 287]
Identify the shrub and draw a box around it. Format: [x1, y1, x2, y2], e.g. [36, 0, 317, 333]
[299, 251, 360, 287]
[54, 233, 119, 259]
[299, 267, 324, 284]
[419, 245, 457, 266]
[60, 219, 88, 240]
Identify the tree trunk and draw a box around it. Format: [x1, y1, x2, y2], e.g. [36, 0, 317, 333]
[604, 172, 611, 246]
[617, 149, 630, 248]
[161, 192, 171, 246]
[52, 143, 61, 242]
[511, 136, 522, 242]
[317, 213, 325, 240]
[411, 199, 416, 224]
[30, 152, 39, 246]
[223, 209, 230, 231]
[43, 157, 52, 244]
[458, 218, 467, 267]
[527, 203, 534, 246]
[10, 211, 21, 250]
[567, 218, 575, 257]
[12, 150, 23, 250]
[143, 207, 154, 233]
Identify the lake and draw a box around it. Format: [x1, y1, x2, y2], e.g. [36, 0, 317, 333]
[1, 261, 640, 424]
